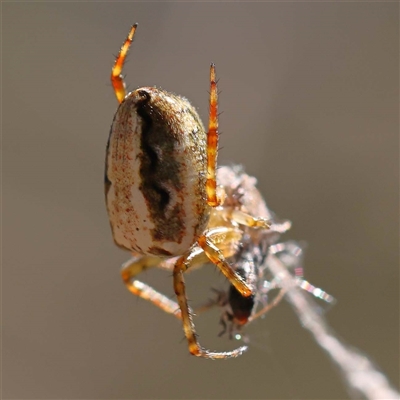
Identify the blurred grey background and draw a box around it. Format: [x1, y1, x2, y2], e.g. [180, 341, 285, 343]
[3, 2, 398, 399]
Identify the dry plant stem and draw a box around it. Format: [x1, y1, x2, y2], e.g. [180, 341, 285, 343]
[267, 254, 399, 400]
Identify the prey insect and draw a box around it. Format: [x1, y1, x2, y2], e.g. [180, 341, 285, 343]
[196, 167, 335, 341]
[199, 240, 336, 340]
[105, 25, 272, 359]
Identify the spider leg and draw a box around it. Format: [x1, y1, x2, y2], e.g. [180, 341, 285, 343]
[121, 255, 182, 319]
[173, 249, 248, 359]
[198, 229, 253, 297]
[221, 208, 272, 229]
[295, 278, 336, 305]
[111, 24, 137, 103]
[206, 63, 222, 207]
[269, 242, 336, 305]
[173, 227, 260, 358]
[121, 224, 244, 323]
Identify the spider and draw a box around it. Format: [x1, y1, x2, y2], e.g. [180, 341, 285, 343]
[105, 25, 274, 359]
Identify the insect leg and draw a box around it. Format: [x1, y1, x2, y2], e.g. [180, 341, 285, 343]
[249, 289, 287, 322]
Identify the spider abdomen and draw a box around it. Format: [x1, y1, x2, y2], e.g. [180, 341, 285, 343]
[105, 87, 210, 256]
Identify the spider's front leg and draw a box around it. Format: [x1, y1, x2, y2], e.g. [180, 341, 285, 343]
[173, 228, 253, 359]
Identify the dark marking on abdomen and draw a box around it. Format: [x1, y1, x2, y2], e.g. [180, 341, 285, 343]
[136, 92, 185, 243]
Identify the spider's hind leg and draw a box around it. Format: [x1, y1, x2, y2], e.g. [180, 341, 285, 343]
[205, 64, 221, 207]
[111, 24, 138, 103]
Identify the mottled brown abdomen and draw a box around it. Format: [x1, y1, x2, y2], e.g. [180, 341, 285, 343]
[105, 87, 210, 256]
